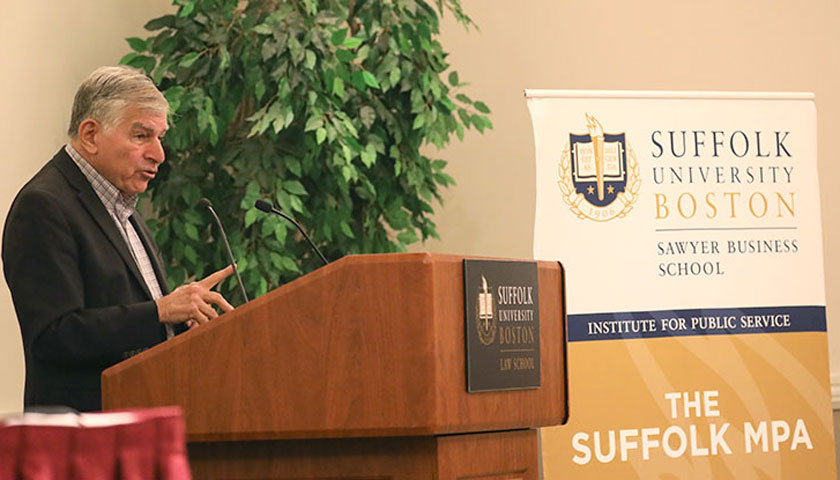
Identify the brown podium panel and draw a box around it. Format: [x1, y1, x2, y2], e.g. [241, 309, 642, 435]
[188, 429, 539, 480]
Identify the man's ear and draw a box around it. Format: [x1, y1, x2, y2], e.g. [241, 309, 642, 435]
[76, 118, 101, 155]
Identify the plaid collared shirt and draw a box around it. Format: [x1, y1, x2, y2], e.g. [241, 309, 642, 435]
[65, 144, 173, 339]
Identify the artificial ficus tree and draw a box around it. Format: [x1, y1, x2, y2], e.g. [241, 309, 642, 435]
[123, 0, 492, 303]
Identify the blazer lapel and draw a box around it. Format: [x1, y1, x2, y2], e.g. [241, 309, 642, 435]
[53, 150, 154, 300]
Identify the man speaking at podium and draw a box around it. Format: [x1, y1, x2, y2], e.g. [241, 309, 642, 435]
[3, 66, 235, 412]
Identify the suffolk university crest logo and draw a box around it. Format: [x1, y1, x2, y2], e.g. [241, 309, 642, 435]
[558, 114, 640, 221]
[476, 276, 496, 346]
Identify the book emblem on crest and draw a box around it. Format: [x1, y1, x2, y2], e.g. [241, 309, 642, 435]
[476, 276, 496, 346]
[558, 114, 640, 221]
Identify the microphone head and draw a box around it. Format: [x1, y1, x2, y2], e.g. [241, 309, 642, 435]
[254, 199, 273, 213]
[199, 197, 213, 209]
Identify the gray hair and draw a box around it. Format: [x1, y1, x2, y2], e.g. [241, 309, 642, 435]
[67, 66, 168, 137]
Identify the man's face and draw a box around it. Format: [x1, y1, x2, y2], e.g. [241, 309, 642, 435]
[90, 106, 168, 196]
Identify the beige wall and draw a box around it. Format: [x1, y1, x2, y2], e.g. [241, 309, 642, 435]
[1, 0, 838, 423]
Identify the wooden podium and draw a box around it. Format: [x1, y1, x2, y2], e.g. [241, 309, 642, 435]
[102, 253, 567, 479]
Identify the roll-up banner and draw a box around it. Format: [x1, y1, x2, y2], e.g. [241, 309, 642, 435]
[526, 91, 835, 479]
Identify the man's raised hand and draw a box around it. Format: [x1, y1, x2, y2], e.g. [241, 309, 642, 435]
[155, 265, 235, 328]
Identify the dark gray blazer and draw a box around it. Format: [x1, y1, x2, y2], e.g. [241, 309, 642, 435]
[3, 148, 172, 411]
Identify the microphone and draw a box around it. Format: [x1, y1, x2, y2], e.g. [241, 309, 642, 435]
[199, 198, 249, 303]
[254, 199, 329, 266]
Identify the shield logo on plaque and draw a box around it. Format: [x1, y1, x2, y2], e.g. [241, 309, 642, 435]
[476, 275, 496, 346]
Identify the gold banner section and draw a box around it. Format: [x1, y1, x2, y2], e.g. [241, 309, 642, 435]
[542, 332, 835, 479]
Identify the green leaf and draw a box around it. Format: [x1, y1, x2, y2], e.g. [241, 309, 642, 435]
[412, 115, 425, 129]
[198, 109, 210, 133]
[243, 180, 261, 206]
[155, 219, 169, 243]
[184, 223, 199, 241]
[336, 49, 356, 63]
[343, 37, 363, 49]
[283, 180, 307, 195]
[252, 23, 274, 35]
[119, 52, 140, 66]
[417, 22, 431, 42]
[359, 106, 375, 129]
[275, 190, 291, 211]
[178, 1, 195, 17]
[179, 52, 199, 68]
[287, 158, 302, 176]
[458, 108, 471, 126]
[357, 45, 370, 61]
[304, 116, 323, 132]
[389, 68, 401, 86]
[316, 127, 327, 144]
[261, 39, 279, 60]
[302, 0, 318, 15]
[361, 71, 380, 89]
[386, 205, 408, 229]
[304, 49, 316, 69]
[255, 78, 266, 101]
[397, 229, 419, 245]
[144, 15, 174, 31]
[289, 195, 304, 213]
[219, 45, 231, 71]
[340, 221, 355, 238]
[126, 37, 147, 52]
[172, 239, 184, 261]
[342, 118, 359, 138]
[244, 208, 258, 228]
[456, 93, 473, 104]
[350, 70, 366, 91]
[274, 222, 288, 243]
[236, 256, 248, 273]
[472, 114, 491, 132]
[270, 252, 285, 270]
[257, 277, 268, 297]
[280, 256, 299, 272]
[273, 105, 294, 133]
[360, 144, 376, 167]
[448, 71, 459, 86]
[184, 244, 198, 264]
[332, 77, 345, 98]
[331, 28, 348, 46]
[474, 101, 490, 114]
[261, 216, 276, 238]
[289, 37, 304, 64]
